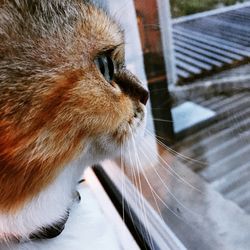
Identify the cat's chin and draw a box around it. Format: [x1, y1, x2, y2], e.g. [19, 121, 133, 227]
[81, 107, 147, 166]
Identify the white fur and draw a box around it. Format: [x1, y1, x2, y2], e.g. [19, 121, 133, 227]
[0, 157, 86, 239]
[1, 185, 122, 250]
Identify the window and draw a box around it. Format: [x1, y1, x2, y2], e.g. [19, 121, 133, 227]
[94, 1, 250, 249]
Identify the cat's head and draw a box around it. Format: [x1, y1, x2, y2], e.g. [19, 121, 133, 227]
[0, 0, 148, 211]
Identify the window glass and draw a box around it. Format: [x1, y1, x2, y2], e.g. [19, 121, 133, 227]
[102, 1, 250, 249]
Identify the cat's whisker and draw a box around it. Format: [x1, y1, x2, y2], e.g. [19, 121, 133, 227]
[150, 133, 173, 142]
[126, 139, 147, 243]
[120, 147, 142, 246]
[123, 142, 145, 230]
[128, 155, 152, 246]
[138, 144, 201, 218]
[128, 147, 166, 227]
[143, 141, 203, 194]
[120, 144, 125, 223]
[145, 129, 206, 166]
[136, 161, 184, 221]
[142, 131, 203, 193]
[127, 129, 150, 245]
[152, 118, 174, 123]
[129, 134, 184, 222]
[141, 176, 166, 225]
[129, 132, 155, 250]
[127, 138, 141, 208]
[122, 144, 144, 245]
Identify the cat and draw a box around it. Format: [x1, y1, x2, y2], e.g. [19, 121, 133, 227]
[0, 0, 148, 249]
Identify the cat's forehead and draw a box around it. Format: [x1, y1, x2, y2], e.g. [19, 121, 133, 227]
[77, 4, 124, 56]
[1, 1, 124, 59]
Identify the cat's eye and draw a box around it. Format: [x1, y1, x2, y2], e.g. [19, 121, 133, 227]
[95, 55, 114, 83]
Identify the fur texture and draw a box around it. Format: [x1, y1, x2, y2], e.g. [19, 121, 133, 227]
[1, 185, 122, 250]
[0, 0, 148, 243]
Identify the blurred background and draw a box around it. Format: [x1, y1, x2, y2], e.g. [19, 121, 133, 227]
[171, 0, 248, 17]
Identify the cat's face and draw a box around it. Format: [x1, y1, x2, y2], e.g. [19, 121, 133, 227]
[0, 1, 148, 211]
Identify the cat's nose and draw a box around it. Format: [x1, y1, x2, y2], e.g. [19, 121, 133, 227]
[139, 87, 149, 105]
[115, 70, 149, 106]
